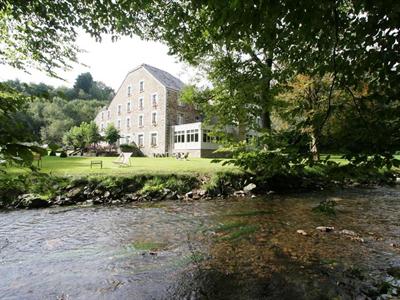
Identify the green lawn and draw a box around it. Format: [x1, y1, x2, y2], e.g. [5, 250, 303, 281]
[3, 154, 399, 178]
[4, 156, 240, 177]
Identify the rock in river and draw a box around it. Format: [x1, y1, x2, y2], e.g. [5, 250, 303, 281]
[243, 183, 257, 193]
[15, 194, 51, 209]
[316, 226, 335, 232]
[66, 187, 83, 199]
[297, 229, 308, 236]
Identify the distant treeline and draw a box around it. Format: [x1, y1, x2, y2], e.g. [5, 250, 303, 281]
[4, 72, 114, 145]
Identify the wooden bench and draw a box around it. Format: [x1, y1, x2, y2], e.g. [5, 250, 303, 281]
[90, 160, 103, 169]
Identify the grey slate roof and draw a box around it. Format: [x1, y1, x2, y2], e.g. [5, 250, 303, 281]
[143, 64, 184, 90]
[133, 64, 184, 91]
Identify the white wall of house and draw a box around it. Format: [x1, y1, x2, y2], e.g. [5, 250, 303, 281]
[171, 122, 220, 152]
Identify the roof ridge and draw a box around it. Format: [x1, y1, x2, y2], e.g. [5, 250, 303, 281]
[141, 63, 184, 91]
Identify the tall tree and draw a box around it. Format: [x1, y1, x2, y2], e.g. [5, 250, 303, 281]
[73, 72, 93, 94]
[104, 124, 120, 148]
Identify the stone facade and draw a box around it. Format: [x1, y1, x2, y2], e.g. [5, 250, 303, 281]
[94, 64, 201, 156]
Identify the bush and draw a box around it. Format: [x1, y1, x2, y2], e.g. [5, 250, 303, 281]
[48, 143, 60, 152]
[119, 143, 144, 157]
[49, 150, 57, 156]
[59, 150, 67, 158]
[140, 176, 196, 195]
[0, 174, 69, 208]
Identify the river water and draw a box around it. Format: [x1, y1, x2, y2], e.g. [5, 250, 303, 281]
[0, 187, 399, 299]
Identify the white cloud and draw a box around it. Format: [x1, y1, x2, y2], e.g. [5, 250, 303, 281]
[0, 32, 194, 90]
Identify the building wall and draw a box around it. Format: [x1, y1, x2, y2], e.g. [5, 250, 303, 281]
[95, 67, 167, 156]
[165, 89, 200, 154]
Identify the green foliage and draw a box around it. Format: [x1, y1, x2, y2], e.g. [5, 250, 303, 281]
[104, 123, 120, 146]
[119, 144, 136, 152]
[48, 143, 60, 152]
[119, 143, 144, 157]
[138, 0, 400, 173]
[2, 0, 399, 176]
[2, 75, 113, 146]
[140, 176, 195, 195]
[74, 72, 93, 94]
[5, 78, 114, 102]
[0, 173, 69, 207]
[63, 121, 101, 149]
[0, 1, 143, 77]
[202, 171, 247, 195]
[0, 82, 47, 167]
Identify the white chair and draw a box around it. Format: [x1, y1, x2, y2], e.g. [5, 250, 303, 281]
[113, 152, 133, 166]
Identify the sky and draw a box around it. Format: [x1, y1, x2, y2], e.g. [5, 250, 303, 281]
[0, 32, 195, 90]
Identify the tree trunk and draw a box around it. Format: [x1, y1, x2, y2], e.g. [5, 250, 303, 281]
[260, 57, 273, 131]
[238, 121, 247, 142]
[310, 130, 319, 161]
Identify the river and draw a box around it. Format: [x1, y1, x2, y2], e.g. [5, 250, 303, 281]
[1, 187, 399, 299]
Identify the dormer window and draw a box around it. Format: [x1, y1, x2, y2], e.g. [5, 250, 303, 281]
[151, 93, 158, 108]
[127, 85, 132, 96]
[139, 80, 144, 92]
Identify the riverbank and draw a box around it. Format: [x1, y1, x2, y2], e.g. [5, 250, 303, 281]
[1, 163, 399, 210]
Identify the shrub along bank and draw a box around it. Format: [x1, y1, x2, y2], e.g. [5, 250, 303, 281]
[0, 164, 398, 210]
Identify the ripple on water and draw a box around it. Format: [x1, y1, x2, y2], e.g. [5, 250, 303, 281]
[0, 187, 399, 299]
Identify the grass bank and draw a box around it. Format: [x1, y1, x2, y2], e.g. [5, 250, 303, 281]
[0, 155, 398, 210]
[3, 156, 240, 177]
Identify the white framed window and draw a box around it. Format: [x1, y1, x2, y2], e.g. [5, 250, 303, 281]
[177, 113, 184, 125]
[117, 104, 122, 115]
[186, 129, 199, 142]
[174, 130, 185, 143]
[126, 117, 131, 128]
[177, 98, 184, 107]
[150, 132, 158, 147]
[138, 114, 144, 127]
[138, 134, 144, 147]
[151, 93, 158, 108]
[139, 97, 144, 110]
[151, 111, 157, 125]
[117, 119, 121, 129]
[101, 111, 104, 121]
[100, 123, 104, 131]
[125, 135, 131, 144]
[107, 110, 111, 119]
[139, 80, 144, 92]
[127, 85, 132, 96]
[127, 101, 131, 112]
